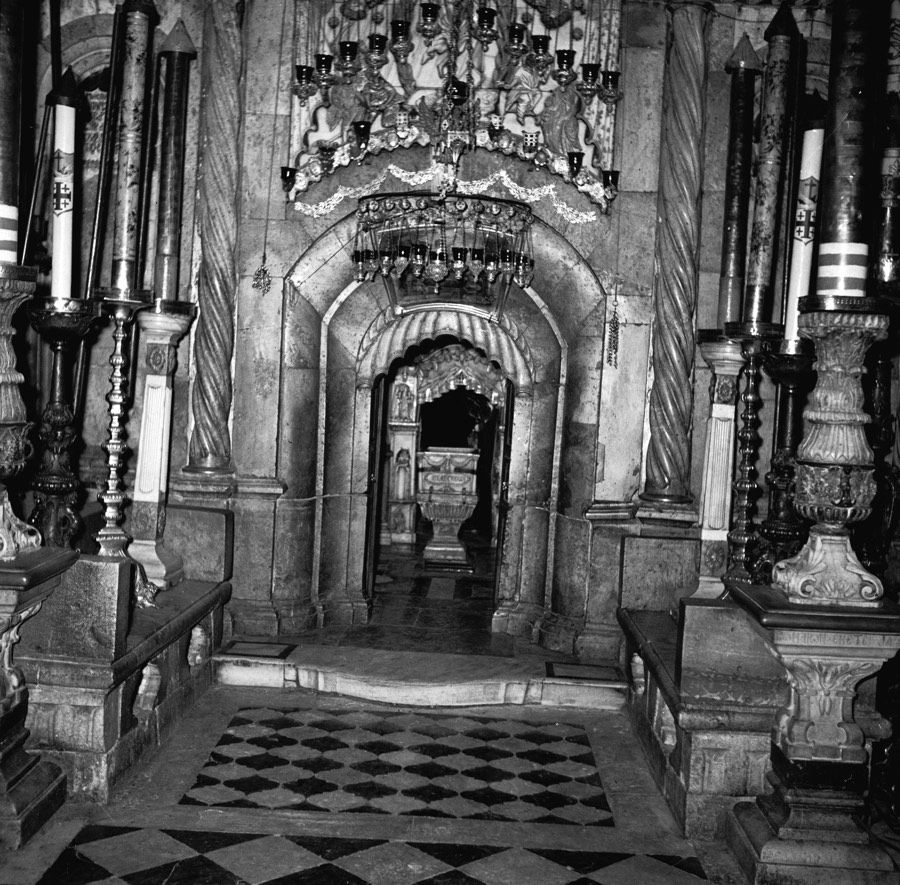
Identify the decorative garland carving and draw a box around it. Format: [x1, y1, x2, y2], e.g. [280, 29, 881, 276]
[642, 1, 711, 503]
[188, 0, 242, 472]
[291, 161, 601, 223]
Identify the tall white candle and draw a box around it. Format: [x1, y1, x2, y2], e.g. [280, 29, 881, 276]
[50, 99, 76, 305]
[783, 126, 823, 343]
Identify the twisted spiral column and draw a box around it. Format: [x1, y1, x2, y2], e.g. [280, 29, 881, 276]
[641, 1, 712, 504]
[187, 0, 242, 473]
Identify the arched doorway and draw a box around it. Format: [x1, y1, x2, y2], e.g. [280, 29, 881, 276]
[363, 343, 516, 633]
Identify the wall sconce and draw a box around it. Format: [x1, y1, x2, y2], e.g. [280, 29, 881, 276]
[476, 7, 498, 51]
[337, 40, 359, 79]
[598, 70, 622, 106]
[602, 169, 620, 198]
[368, 33, 388, 68]
[530, 34, 552, 76]
[554, 49, 576, 86]
[579, 63, 599, 100]
[294, 64, 316, 103]
[352, 119, 372, 163]
[281, 166, 297, 193]
[419, 3, 441, 46]
[391, 19, 413, 63]
[507, 22, 527, 59]
[567, 151, 584, 180]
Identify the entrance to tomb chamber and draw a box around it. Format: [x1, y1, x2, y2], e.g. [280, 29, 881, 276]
[362, 342, 514, 618]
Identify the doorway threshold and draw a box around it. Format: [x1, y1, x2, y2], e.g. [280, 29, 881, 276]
[214, 637, 626, 710]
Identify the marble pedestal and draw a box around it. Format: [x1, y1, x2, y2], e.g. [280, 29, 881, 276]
[129, 304, 195, 589]
[727, 583, 900, 883]
[417, 448, 478, 566]
[0, 547, 76, 848]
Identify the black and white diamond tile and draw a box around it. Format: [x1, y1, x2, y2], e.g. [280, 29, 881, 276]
[37, 826, 707, 884]
[181, 707, 613, 826]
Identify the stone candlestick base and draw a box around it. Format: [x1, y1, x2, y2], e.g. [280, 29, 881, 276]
[727, 583, 900, 884]
[772, 311, 888, 606]
[0, 547, 77, 848]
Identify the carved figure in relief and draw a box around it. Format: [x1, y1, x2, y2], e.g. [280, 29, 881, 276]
[501, 60, 543, 124]
[393, 383, 414, 420]
[540, 82, 582, 157]
[395, 449, 411, 501]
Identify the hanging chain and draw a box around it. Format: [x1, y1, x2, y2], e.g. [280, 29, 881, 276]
[606, 278, 620, 368]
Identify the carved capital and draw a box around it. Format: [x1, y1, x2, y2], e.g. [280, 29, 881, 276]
[772, 649, 885, 763]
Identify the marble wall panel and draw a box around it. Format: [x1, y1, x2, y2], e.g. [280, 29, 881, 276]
[559, 420, 597, 517]
[620, 535, 701, 611]
[517, 505, 550, 611]
[595, 317, 650, 503]
[272, 498, 316, 630]
[279, 366, 320, 496]
[243, 0, 292, 117]
[232, 274, 284, 476]
[241, 113, 291, 222]
[612, 191, 659, 291]
[623, 0, 666, 49]
[551, 514, 590, 621]
[619, 46, 665, 193]
[318, 494, 351, 599]
[230, 496, 279, 629]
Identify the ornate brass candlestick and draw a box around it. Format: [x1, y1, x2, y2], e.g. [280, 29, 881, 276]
[27, 297, 98, 548]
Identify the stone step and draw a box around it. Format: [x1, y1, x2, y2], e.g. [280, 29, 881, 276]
[213, 643, 626, 710]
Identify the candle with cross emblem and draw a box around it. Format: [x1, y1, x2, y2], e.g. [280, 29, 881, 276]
[50, 68, 78, 309]
[783, 99, 824, 343]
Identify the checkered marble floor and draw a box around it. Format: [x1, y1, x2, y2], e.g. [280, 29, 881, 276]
[181, 707, 613, 826]
[5, 687, 739, 885]
[38, 823, 708, 884]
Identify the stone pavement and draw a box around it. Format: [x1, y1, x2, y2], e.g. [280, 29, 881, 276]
[1, 686, 746, 884]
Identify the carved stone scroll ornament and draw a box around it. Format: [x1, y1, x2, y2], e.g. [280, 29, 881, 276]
[773, 311, 889, 606]
[641, 1, 711, 504]
[0, 602, 40, 716]
[187, 0, 242, 473]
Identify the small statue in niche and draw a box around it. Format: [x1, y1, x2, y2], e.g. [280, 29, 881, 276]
[395, 449, 412, 501]
[393, 383, 414, 421]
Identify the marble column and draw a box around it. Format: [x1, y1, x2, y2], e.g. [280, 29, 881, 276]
[185, 0, 243, 475]
[692, 338, 744, 597]
[129, 307, 195, 593]
[640, 0, 711, 506]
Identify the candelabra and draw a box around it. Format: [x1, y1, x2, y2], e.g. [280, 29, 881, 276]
[27, 297, 98, 548]
[752, 342, 815, 582]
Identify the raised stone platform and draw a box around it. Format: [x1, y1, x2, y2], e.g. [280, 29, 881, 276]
[618, 601, 787, 839]
[215, 642, 626, 709]
[19, 573, 230, 800]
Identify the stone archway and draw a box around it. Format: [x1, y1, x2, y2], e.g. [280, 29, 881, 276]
[271, 182, 617, 653]
[310, 293, 562, 631]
